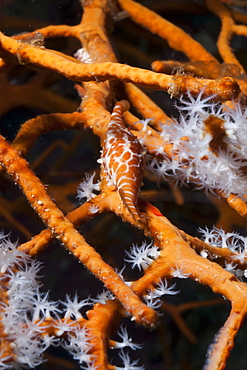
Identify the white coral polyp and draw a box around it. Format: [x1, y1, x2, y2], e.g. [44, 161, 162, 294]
[0, 238, 54, 368]
[0, 236, 95, 369]
[147, 91, 247, 199]
[125, 242, 160, 271]
[77, 172, 100, 202]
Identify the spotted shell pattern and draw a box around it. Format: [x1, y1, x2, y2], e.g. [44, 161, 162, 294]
[102, 100, 145, 221]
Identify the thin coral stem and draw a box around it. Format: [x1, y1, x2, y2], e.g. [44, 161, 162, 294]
[152, 59, 221, 79]
[179, 230, 246, 268]
[206, 0, 246, 74]
[18, 193, 114, 256]
[0, 33, 239, 100]
[226, 194, 247, 219]
[232, 24, 247, 37]
[0, 200, 32, 239]
[118, 0, 218, 65]
[13, 25, 81, 40]
[124, 82, 171, 129]
[161, 301, 197, 344]
[204, 305, 247, 370]
[78, 0, 118, 63]
[86, 300, 123, 369]
[12, 112, 86, 155]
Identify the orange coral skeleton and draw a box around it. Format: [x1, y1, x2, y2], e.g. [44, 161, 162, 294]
[1, 0, 247, 369]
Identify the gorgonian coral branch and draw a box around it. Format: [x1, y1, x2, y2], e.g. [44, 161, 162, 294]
[0, 32, 240, 100]
[0, 134, 157, 328]
[1, 0, 247, 368]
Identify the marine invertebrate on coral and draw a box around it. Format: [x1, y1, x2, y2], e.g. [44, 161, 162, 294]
[1, 0, 247, 369]
[101, 100, 146, 223]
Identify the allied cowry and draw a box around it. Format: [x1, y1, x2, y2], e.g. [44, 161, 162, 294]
[102, 100, 146, 222]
